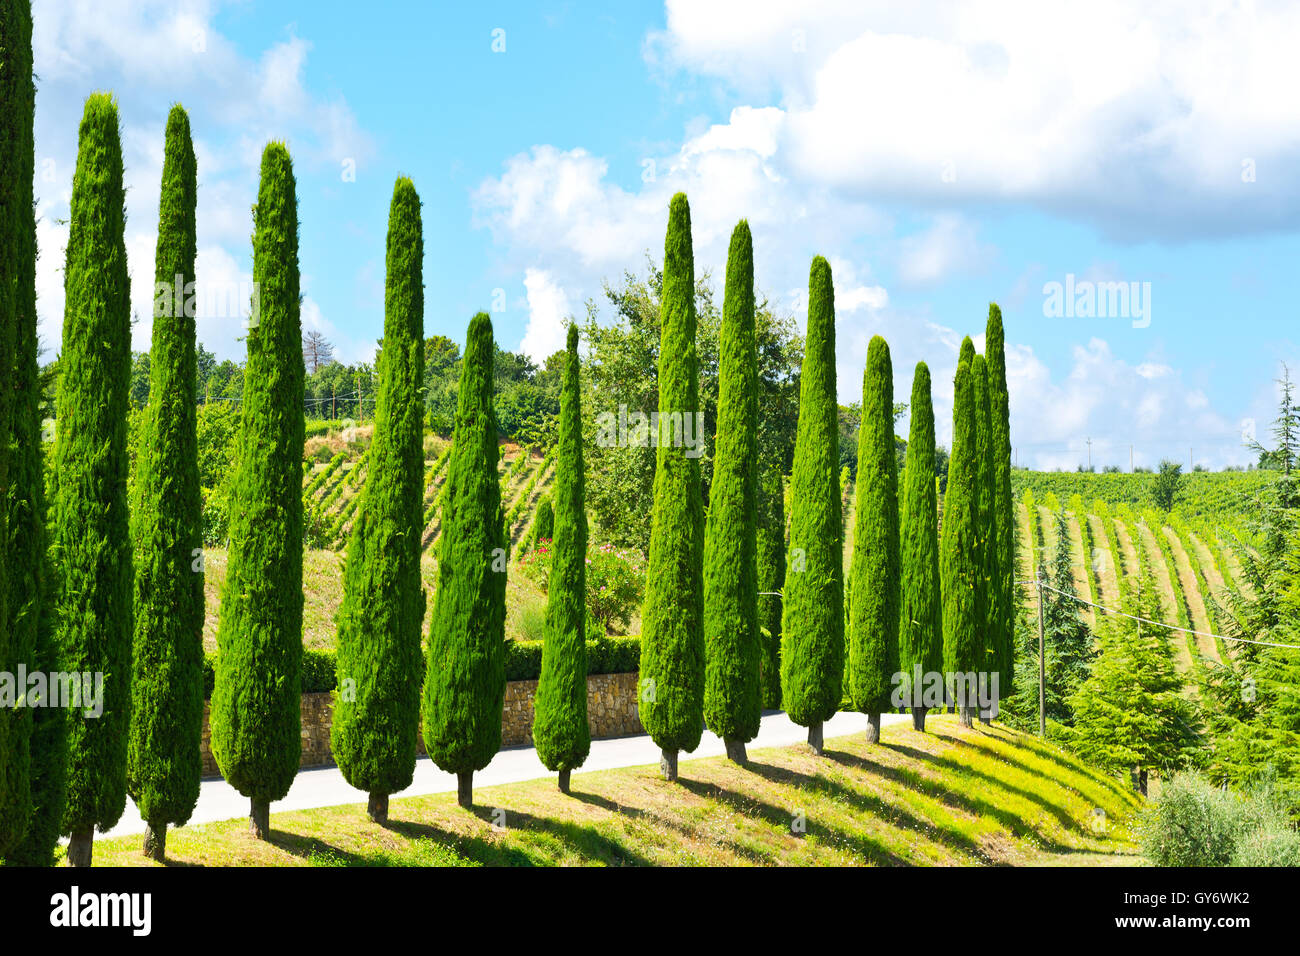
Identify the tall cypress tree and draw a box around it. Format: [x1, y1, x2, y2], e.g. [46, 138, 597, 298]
[781, 256, 843, 754]
[703, 219, 761, 762]
[638, 192, 705, 780]
[210, 142, 304, 840]
[985, 304, 1015, 703]
[55, 93, 134, 867]
[971, 354, 997, 721]
[847, 335, 900, 743]
[941, 343, 981, 727]
[1, 0, 64, 867]
[533, 323, 589, 792]
[332, 176, 426, 824]
[899, 362, 943, 731]
[756, 465, 785, 710]
[423, 312, 507, 807]
[126, 105, 203, 861]
[0, 0, 30, 858]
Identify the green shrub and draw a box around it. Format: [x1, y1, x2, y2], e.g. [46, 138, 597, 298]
[1140, 771, 1299, 866]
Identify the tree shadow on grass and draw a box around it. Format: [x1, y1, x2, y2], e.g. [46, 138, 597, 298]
[700, 760, 915, 866]
[934, 728, 1138, 808]
[266, 830, 378, 867]
[840, 746, 1074, 853]
[885, 744, 1079, 833]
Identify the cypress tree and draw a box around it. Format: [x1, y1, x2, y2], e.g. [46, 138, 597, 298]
[756, 465, 785, 710]
[781, 256, 843, 754]
[55, 93, 134, 867]
[638, 193, 705, 780]
[985, 304, 1015, 703]
[210, 142, 304, 840]
[534, 493, 554, 542]
[846, 335, 900, 743]
[126, 105, 203, 861]
[533, 323, 589, 792]
[703, 219, 760, 762]
[0, 0, 30, 858]
[941, 343, 983, 727]
[423, 312, 507, 807]
[332, 176, 426, 824]
[1, 0, 63, 867]
[899, 362, 943, 731]
[972, 353, 998, 722]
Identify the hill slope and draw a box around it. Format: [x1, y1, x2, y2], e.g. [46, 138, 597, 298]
[90, 716, 1142, 867]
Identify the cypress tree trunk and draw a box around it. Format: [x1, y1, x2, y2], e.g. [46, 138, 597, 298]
[533, 325, 591, 785]
[143, 823, 166, 862]
[249, 799, 270, 840]
[985, 305, 1015, 701]
[899, 363, 942, 735]
[756, 466, 786, 710]
[704, 220, 761, 760]
[659, 749, 678, 781]
[126, 105, 204, 863]
[941, 344, 982, 723]
[333, 177, 426, 811]
[367, 793, 388, 825]
[0, 0, 35, 860]
[847, 336, 900, 744]
[639, 193, 705, 777]
[457, 772, 474, 808]
[55, 93, 134, 866]
[211, 143, 305, 839]
[423, 313, 507, 807]
[781, 256, 843, 742]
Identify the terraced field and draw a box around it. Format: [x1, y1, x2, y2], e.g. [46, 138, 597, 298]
[1015, 492, 1254, 679]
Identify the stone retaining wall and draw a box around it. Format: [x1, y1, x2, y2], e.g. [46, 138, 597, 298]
[200, 671, 642, 778]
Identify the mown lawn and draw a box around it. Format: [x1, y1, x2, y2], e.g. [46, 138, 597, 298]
[90, 716, 1144, 867]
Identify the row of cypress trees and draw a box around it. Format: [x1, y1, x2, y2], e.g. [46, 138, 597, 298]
[636, 193, 1017, 773]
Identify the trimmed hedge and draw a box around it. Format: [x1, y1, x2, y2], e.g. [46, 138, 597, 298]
[202, 636, 642, 699]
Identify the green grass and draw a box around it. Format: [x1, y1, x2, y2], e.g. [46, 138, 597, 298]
[89, 716, 1143, 867]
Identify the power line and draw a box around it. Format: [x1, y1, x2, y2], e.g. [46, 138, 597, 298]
[1031, 577, 1300, 650]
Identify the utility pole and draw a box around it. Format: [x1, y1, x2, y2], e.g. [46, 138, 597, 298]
[331, 385, 336, 420]
[1086, 436, 1092, 471]
[1037, 574, 1046, 737]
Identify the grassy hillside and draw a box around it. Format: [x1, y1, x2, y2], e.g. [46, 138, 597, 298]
[89, 717, 1141, 867]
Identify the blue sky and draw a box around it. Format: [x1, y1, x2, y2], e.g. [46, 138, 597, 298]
[30, 0, 1300, 469]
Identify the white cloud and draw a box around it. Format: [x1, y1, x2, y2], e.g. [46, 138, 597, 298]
[896, 215, 993, 286]
[519, 269, 574, 364]
[654, 0, 1300, 238]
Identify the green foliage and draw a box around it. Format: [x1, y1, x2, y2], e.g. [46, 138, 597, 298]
[55, 93, 134, 836]
[422, 312, 507, 774]
[0, 0, 61, 865]
[940, 346, 982, 704]
[0, 0, 32, 856]
[971, 354, 996, 698]
[1068, 555, 1201, 782]
[534, 324, 590, 772]
[638, 193, 706, 753]
[331, 177, 427, 799]
[580, 259, 803, 554]
[781, 256, 844, 727]
[756, 465, 785, 709]
[898, 363, 942, 702]
[846, 336, 900, 715]
[126, 105, 204, 831]
[1151, 458, 1184, 512]
[1139, 771, 1299, 866]
[532, 493, 554, 542]
[703, 220, 761, 744]
[210, 142, 305, 803]
[985, 305, 1016, 695]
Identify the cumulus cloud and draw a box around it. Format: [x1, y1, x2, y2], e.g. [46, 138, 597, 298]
[519, 269, 574, 364]
[653, 0, 1300, 239]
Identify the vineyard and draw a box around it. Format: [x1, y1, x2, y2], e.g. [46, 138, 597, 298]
[200, 427, 560, 652]
[1011, 470, 1263, 684]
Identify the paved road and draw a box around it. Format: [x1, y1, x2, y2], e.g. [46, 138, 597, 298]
[100, 709, 911, 840]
